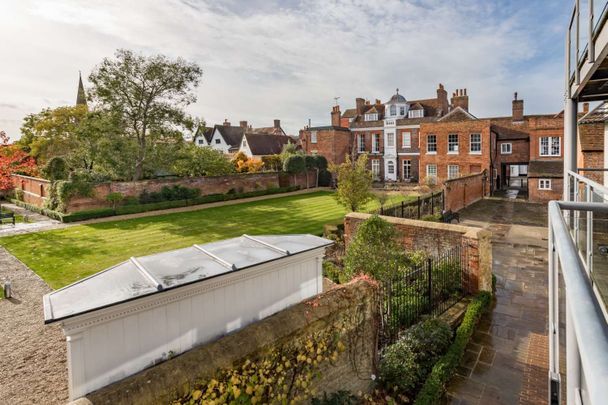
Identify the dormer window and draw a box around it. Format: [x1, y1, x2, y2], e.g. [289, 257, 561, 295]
[365, 113, 378, 121]
[390, 105, 397, 116]
[408, 109, 424, 118]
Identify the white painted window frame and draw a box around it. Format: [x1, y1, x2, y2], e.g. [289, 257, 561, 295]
[448, 134, 459, 153]
[539, 179, 552, 190]
[402, 132, 411, 148]
[501, 143, 512, 154]
[448, 164, 459, 179]
[540, 136, 561, 157]
[310, 131, 317, 144]
[426, 164, 437, 178]
[470, 133, 482, 154]
[427, 134, 437, 154]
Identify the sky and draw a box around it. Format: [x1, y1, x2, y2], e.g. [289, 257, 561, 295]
[0, 0, 571, 139]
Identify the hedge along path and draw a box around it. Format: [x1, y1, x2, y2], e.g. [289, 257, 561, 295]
[0, 190, 408, 290]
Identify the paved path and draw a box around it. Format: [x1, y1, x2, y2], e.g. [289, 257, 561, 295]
[0, 247, 68, 404]
[443, 199, 553, 405]
[0, 187, 332, 237]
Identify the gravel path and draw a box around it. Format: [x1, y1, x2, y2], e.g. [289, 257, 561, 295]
[0, 247, 68, 404]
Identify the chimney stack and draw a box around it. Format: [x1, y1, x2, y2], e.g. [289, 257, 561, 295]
[274, 119, 281, 129]
[355, 97, 365, 114]
[512, 92, 524, 122]
[239, 120, 248, 128]
[437, 83, 448, 115]
[331, 105, 341, 127]
[450, 88, 469, 111]
[223, 119, 231, 126]
[583, 102, 590, 113]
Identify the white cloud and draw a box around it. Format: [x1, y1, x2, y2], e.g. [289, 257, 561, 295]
[0, 0, 565, 139]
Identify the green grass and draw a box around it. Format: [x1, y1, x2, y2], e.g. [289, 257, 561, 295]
[0, 191, 410, 289]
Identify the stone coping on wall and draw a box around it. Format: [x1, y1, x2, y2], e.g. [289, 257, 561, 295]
[11, 173, 51, 183]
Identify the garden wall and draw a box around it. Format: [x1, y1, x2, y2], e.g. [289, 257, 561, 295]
[344, 213, 492, 294]
[443, 171, 488, 212]
[11, 174, 50, 207]
[12, 171, 318, 213]
[75, 279, 379, 405]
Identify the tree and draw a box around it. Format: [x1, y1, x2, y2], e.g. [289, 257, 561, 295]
[173, 144, 235, 177]
[330, 154, 374, 212]
[304, 155, 316, 188]
[0, 132, 38, 191]
[106, 192, 124, 213]
[343, 215, 406, 281]
[283, 154, 306, 185]
[261, 155, 282, 171]
[19, 106, 129, 179]
[89, 49, 203, 180]
[313, 155, 328, 187]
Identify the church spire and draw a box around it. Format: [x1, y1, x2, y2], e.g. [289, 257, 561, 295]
[76, 71, 87, 106]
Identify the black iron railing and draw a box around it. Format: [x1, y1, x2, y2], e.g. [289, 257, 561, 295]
[376, 191, 444, 220]
[379, 245, 466, 346]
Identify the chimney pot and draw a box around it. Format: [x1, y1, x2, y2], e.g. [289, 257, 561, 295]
[583, 102, 590, 113]
[274, 119, 280, 129]
[223, 119, 231, 126]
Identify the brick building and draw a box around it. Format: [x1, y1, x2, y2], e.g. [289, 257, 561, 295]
[300, 86, 595, 203]
[577, 103, 607, 184]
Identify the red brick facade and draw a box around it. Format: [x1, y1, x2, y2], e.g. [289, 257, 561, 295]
[11, 174, 50, 207]
[444, 172, 489, 212]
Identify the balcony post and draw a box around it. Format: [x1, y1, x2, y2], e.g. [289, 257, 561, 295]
[566, 302, 581, 405]
[564, 97, 578, 201]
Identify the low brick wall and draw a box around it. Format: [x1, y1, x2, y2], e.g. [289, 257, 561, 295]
[78, 279, 379, 405]
[11, 174, 51, 207]
[279, 170, 317, 189]
[344, 213, 492, 294]
[443, 171, 488, 212]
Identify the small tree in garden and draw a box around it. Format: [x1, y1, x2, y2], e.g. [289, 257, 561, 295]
[106, 192, 124, 213]
[173, 144, 235, 177]
[344, 215, 407, 281]
[232, 152, 263, 173]
[283, 154, 306, 185]
[330, 154, 373, 212]
[314, 155, 328, 187]
[304, 155, 317, 188]
[42, 156, 69, 181]
[377, 191, 389, 208]
[0, 131, 38, 192]
[261, 154, 282, 171]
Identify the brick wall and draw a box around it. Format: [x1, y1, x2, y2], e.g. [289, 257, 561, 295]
[80, 279, 379, 405]
[278, 170, 317, 189]
[300, 127, 353, 165]
[11, 174, 51, 207]
[443, 171, 488, 212]
[419, 120, 492, 184]
[528, 178, 563, 203]
[344, 213, 492, 294]
[578, 153, 604, 184]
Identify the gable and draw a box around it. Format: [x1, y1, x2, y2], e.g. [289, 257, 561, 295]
[438, 106, 477, 123]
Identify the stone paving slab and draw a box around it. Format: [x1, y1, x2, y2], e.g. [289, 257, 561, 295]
[443, 199, 553, 405]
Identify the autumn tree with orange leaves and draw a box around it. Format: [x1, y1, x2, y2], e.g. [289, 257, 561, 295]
[0, 131, 38, 191]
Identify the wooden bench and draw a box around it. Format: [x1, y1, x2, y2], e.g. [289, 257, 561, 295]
[441, 210, 460, 224]
[0, 211, 15, 226]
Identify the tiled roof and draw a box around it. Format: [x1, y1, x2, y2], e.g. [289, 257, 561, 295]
[579, 102, 608, 124]
[245, 133, 293, 156]
[342, 108, 357, 118]
[308, 126, 351, 132]
[528, 160, 564, 178]
[216, 125, 246, 147]
[438, 106, 477, 122]
[250, 126, 286, 136]
[490, 125, 530, 141]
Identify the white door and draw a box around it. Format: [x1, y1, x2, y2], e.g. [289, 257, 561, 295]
[385, 159, 396, 181]
[510, 165, 519, 177]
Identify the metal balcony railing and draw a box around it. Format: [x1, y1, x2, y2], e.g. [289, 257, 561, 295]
[548, 172, 608, 404]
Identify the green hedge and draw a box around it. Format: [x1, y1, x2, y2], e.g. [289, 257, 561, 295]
[414, 291, 492, 405]
[56, 186, 300, 223]
[9, 199, 65, 221]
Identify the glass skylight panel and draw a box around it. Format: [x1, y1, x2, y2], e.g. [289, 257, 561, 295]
[46, 261, 157, 321]
[202, 236, 284, 269]
[253, 235, 332, 255]
[137, 246, 227, 288]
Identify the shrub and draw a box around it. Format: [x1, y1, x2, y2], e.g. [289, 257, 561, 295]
[314, 155, 328, 171]
[106, 192, 124, 211]
[42, 156, 68, 181]
[421, 213, 442, 222]
[322, 261, 351, 284]
[283, 154, 306, 175]
[318, 169, 332, 187]
[344, 215, 410, 281]
[414, 292, 492, 405]
[312, 391, 359, 405]
[379, 318, 452, 399]
[139, 185, 200, 204]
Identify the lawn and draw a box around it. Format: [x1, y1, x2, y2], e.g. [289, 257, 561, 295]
[0, 191, 410, 289]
